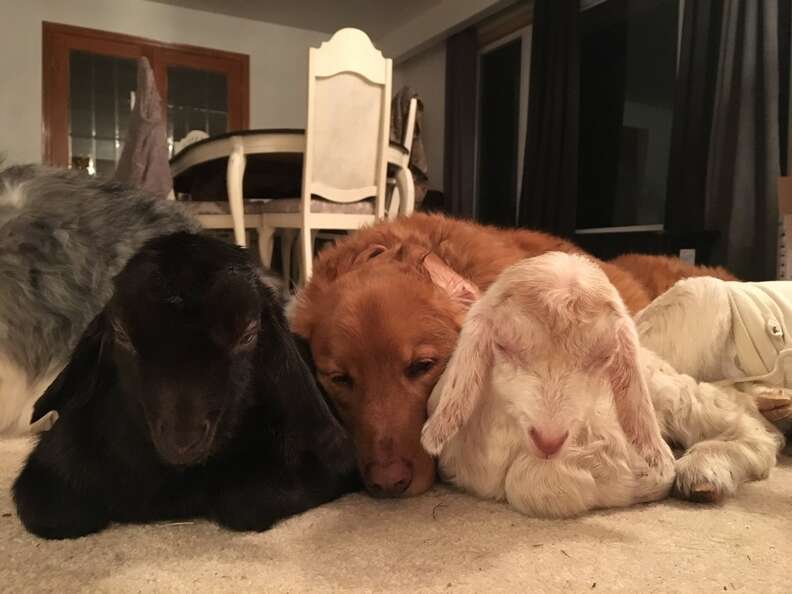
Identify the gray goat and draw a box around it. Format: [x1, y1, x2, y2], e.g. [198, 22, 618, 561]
[0, 164, 199, 434]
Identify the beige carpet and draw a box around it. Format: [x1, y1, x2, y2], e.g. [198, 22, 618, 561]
[1, 438, 790, 594]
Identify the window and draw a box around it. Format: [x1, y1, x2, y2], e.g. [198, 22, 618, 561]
[576, 0, 680, 232]
[43, 22, 249, 174]
[475, 4, 531, 227]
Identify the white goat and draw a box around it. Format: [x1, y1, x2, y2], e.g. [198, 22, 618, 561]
[636, 276, 792, 427]
[421, 253, 783, 518]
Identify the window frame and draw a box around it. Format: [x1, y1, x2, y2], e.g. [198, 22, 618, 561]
[473, 2, 532, 225]
[42, 21, 249, 166]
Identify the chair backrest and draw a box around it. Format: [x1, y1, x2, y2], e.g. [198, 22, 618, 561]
[302, 28, 392, 219]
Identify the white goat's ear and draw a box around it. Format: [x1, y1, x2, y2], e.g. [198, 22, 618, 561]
[608, 317, 674, 475]
[421, 307, 493, 455]
[421, 252, 480, 308]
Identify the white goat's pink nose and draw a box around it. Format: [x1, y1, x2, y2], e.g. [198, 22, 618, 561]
[529, 428, 569, 458]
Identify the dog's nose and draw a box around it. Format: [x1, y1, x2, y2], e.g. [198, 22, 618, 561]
[365, 460, 413, 497]
[529, 428, 568, 458]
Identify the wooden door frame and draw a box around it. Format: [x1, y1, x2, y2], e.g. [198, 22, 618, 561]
[42, 22, 249, 166]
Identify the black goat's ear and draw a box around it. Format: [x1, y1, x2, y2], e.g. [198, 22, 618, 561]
[31, 311, 113, 424]
[290, 333, 316, 375]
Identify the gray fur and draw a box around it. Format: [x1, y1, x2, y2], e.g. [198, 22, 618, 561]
[0, 164, 199, 385]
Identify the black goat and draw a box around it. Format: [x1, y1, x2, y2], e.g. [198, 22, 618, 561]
[13, 232, 358, 539]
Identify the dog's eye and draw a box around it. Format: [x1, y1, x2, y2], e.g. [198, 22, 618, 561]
[406, 358, 436, 379]
[330, 373, 353, 388]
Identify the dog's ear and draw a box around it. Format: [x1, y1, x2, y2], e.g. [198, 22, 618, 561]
[421, 252, 480, 308]
[31, 311, 114, 423]
[421, 303, 493, 455]
[353, 243, 389, 266]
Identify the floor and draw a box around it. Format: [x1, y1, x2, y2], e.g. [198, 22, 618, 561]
[1, 437, 791, 594]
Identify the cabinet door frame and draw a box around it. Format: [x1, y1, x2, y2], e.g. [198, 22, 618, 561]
[42, 21, 249, 166]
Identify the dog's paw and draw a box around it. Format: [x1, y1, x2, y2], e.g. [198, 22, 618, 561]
[673, 447, 737, 503]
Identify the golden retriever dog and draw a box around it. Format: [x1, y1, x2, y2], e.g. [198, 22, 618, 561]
[610, 254, 737, 300]
[290, 214, 728, 497]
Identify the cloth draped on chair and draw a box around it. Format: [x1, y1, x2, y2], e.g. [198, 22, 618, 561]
[114, 57, 173, 200]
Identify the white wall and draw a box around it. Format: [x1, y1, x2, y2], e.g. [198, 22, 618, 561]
[393, 42, 447, 191]
[380, 0, 518, 61]
[0, 0, 328, 165]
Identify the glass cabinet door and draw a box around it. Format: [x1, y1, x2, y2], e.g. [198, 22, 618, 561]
[68, 50, 137, 177]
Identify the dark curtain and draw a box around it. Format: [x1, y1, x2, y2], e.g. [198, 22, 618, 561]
[664, 0, 723, 233]
[779, 0, 790, 176]
[518, 0, 579, 236]
[443, 27, 478, 219]
[706, 0, 781, 280]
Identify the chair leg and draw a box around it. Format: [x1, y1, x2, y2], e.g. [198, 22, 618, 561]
[257, 225, 275, 270]
[394, 167, 415, 216]
[387, 183, 400, 221]
[299, 228, 314, 286]
[280, 229, 298, 295]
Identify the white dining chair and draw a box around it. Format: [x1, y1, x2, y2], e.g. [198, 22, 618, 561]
[257, 28, 393, 286]
[277, 96, 419, 289]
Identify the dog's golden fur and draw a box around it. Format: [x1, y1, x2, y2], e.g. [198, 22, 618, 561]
[610, 254, 737, 301]
[291, 214, 730, 497]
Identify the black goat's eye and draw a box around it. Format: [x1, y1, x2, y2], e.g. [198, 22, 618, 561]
[330, 373, 353, 388]
[406, 358, 436, 379]
[233, 321, 258, 351]
[112, 320, 136, 354]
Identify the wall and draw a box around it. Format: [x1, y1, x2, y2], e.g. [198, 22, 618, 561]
[380, 0, 518, 61]
[393, 42, 447, 191]
[0, 0, 328, 165]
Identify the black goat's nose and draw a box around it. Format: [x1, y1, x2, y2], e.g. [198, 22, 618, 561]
[173, 420, 211, 454]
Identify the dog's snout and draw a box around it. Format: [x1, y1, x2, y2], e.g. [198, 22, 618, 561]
[529, 428, 569, 458]
[365, 459, 413, 497]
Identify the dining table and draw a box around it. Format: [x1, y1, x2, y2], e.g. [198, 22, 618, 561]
[169, 128, 415, 249]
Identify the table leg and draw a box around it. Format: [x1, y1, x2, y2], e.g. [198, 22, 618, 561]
[227, 139, 247, 247]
